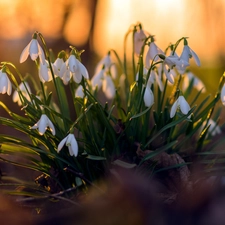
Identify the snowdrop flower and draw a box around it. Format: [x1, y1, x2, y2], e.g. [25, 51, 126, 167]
[163, 65, 176, 84]
[52, 57, 72, 85]
[102, 75, 115, 99]
[67, 55, 89, 83]
[52, 58, 67, 78]
[57, 133, 78, 157]
[147, 70, 164, 92]
[75, 85, 84, 98]
[95, 54, 117, 79]
[145, 41, 164, 68]
[91, 69, 104, 90]
[144, 85, 154, 107]
[170, 96, 191, 118]
[61, 70, 72, 85]
[134, 28, 147, 55]
[20, 35, 45, 64]
[183, 72, 206, 92]
[164, 54, 190, 75]
[221, 84, 225, 105]
[180, 41, 200, 67]
[39, 62, 52, 83]
[0, 69, 12, 95]
[13, 82, 31, 106]
[30, 114, 55, 135]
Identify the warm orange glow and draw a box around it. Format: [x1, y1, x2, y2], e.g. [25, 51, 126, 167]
[93, 0, 188, 56]
[93, 0, 225, 64]
[63, 4, 92, 46]
[0, 0, 223, 64]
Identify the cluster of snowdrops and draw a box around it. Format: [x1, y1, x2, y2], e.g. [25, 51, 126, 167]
[0, 22, 224, 195]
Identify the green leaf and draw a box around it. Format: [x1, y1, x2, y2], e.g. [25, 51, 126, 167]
[144, 106, 196, 148]
[86, 155, 106, 160]
[130, 106, 151, 120]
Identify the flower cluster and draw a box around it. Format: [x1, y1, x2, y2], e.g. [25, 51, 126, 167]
[0, 23, 224, 196]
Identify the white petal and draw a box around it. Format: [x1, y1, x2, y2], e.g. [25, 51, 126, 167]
[0, 73, 11, 95]
[170, 99, 179, 118]
[6, 76, 12, 95]
[68, 55, 77, 73]
[190, 48, 201, 66]
[75, 85, 84, 98]
[54, 58, 64, 70]
[53, 58, 66, 78]
[179, 96, 190, 115]
[148, 42, 163, 61]
[12, 90, 19, 103]
[77, 60, 89, 79]
[62, 69, 72, 85]
[38, 115, 48, 135]
[57, 136, 68, 153]
[102, 75, 115, 99]
[30, 116, 41, 130]
[134, 29, 146, 55]
[180, 45, 191, 63]
[91, 70, 104, 89]
[29, 39, 39, 61]
[144, 86, 154, 107]
[46, 117, 56, 135]
[73, 71, 82, 83]
[221, 85, 225, 105]
[19, 41, 31, 63]
[37, 42, 45, 64]
[39, 62, 52, 83]
[70, 136, 78, 157]
[30, 123, 39, 130]
[164, 67, 175, 84]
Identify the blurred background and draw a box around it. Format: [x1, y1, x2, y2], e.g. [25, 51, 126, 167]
[0, 0, 225, 124]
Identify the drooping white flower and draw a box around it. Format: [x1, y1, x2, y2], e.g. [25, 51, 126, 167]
[75, 85, 84, 98]
[52, 57, 72, 85]
[134, 29, 147, 55]
[221, 84, 225, 106]
[0, 70, 12, 95]
[170, 96, 191, 118]
[102, 74, 115, 99]
[164, 54, 190, 75]
[144, 85, 154, 107]
[20, 38, 45, 64]
[95, 54, 117, 79]
[145, 42, 164, 68]
[163, 65, 176, 84]
[52, 58, 67, 78]
[13, 82, 31, 106]
[67, 55, 89, 83]
[147, 70, 164, 92]
[30, 114, 55, 135]
[183, 72, 206, 92]
[39, 62, 52, 83]
[91, 69, 104, 90]
[180, 44, 200, 67]
[57, 133, 78, 157]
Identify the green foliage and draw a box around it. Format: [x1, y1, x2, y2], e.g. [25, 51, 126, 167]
[0, 22, 225, 200]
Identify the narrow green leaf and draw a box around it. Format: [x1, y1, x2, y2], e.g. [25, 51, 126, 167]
[144, 107, 195, 148]
[86, 155, 106, 160]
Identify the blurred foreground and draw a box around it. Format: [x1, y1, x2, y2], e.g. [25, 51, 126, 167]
[1, 168, 225, 225]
